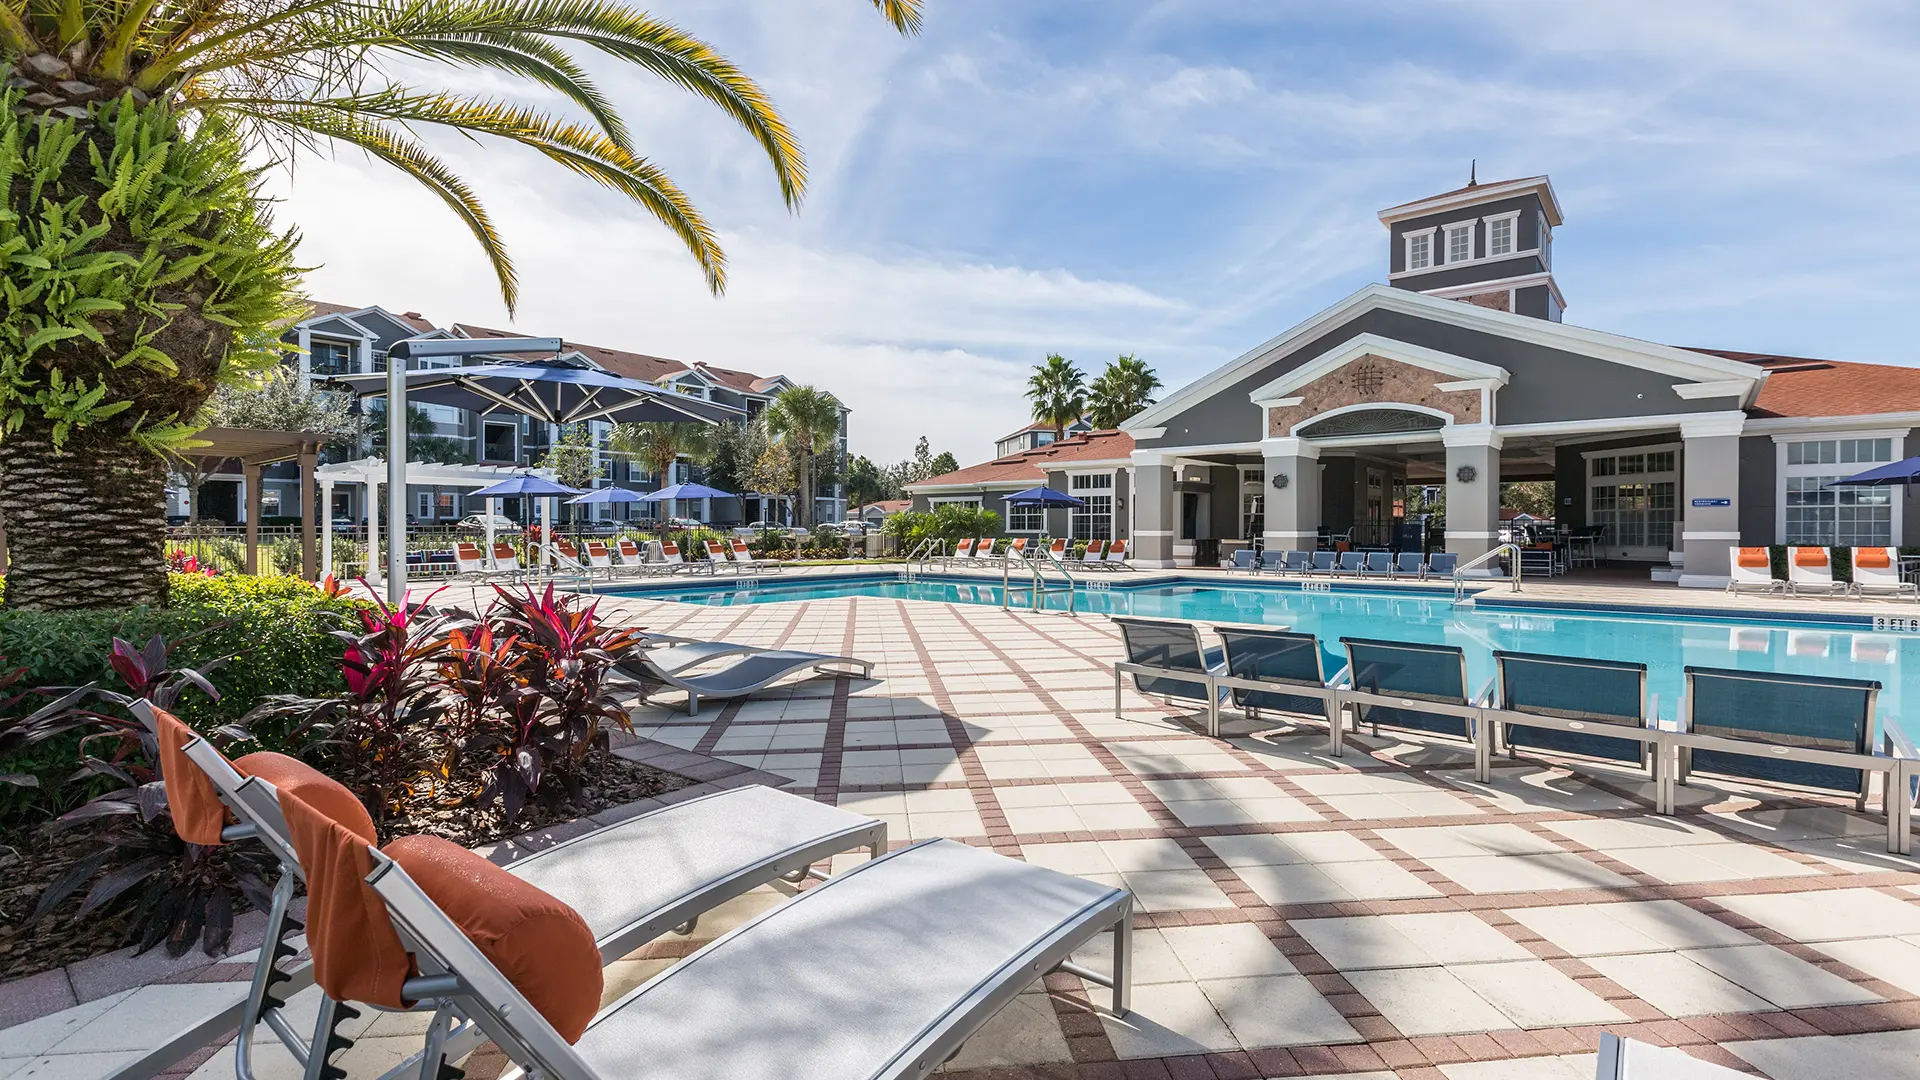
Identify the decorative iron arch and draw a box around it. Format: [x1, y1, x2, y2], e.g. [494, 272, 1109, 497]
[1293, 404, 1449, 440]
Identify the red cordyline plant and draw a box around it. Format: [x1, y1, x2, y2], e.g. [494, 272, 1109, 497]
[245, 582, 453, 822]
[466, 583, 646, 817]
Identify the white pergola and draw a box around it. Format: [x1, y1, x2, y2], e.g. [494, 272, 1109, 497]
[316, 458, 563, 583]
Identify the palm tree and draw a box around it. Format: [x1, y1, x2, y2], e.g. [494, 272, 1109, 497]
[610, 421, 713, 520]
[1086, 354, 1163, 429]
[763, 386, 842, 528]
[1025, 353, 1087, 440]
[0, 0, 921, 609]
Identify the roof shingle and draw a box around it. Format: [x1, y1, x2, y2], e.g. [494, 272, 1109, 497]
[907, 430, 1135, 490]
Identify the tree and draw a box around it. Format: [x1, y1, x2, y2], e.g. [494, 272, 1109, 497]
[844, 455, 892, 509]
[542, 424, 599, 523]
[610, 421, 714, 505]
[912, 436, 935, 480]
[743, 438, 796, 523]
[763, 386, 842, 528]
[178, 366, 367, 522]
[366, 402, 474, 466]
[0, 0, 921, 610]
[1086, 354, 1163, 429]
[1501, 481, 1557, 519]
[928, 451, 960, 477]
[1025, 353, 1087, 439]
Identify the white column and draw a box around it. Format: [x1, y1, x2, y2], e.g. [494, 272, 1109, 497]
[485, 496, 498, 567]
[540, 497, 554, 571]
[1260, 436, 1321, 552]
[1130, 450, 1177, 568]
[320, 479, 334, 578]
[297, 326, 312, 379]
[367, 482, 382, 585]
[1443, 424, 1503, 564]
[1678, 411, 1746, 588]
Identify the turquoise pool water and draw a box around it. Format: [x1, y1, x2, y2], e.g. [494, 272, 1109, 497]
[609, 574, 1920, 732]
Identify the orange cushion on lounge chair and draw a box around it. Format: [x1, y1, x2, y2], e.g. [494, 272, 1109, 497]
[235, 752, 377, 839]
[1856, 548, 1892, 569]
[1794, 548, 1829, 567]
[384, 835, 603, 1043]
[1736, 547, 1770, 569]
[155, 709, 230, 846]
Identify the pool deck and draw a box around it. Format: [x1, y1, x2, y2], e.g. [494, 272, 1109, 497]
[6, 566, 1919, 1080]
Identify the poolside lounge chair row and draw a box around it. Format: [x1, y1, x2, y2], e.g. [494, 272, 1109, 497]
[1112, 615, 1916, 854]
[1229, 549, 1460, 578]
[453, 538, 785, 582]
[942, 537, 1134, 570]
[140, 663, 1134, 1080]
[1728, 545, 1918, 599]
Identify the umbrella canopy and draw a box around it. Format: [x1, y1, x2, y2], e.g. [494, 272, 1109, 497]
[1826, 457, 1920, 490]
[470, 474, 582, 499]
[330, 359, 743, 426]
[566, 486, 644, 505]
[1004, 486, 1085, 507]
[637, 482, 736, 502]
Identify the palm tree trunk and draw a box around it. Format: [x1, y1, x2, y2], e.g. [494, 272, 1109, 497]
[0, 431, 170, 609]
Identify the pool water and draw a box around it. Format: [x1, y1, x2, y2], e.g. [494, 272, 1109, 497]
[609, 574, 1920, 733]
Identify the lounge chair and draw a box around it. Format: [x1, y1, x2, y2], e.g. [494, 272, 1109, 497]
[613, 539, 651, 576]
[621, 645, 876, 716]
[136, 704, 897, 1080]
[1486, 651, 1660, 786]
[1282, 550, 1314, 575]
[1004, 537, 1030, 562]
[1851, 546, 1916, 600]
[1214, 626, 1339, 747]
[454, 542, 490, 577]
[1303, 551, 1338, 576]
[1336, 637, 1485, 763]
[1075, 539, 1107, 568]
[1595, 1032, 1749, 1079]
[1333, 551, 1365, 576]
[1257, 549, 1286, 575]
[353, 834, 1130, 1080]
[1230, 549, 1256, 573]
[1358, 551, 1393, 578]
[1111, 615, 1227, 735]
[1392, 552, 1424, 578]
[1725, 546, 1783, 594]
[584, 542, 617, 574]
[1787, 546, 1846, 596]
[974, 537, 1000, 566]
[703, 539, 742, 572]
[490, 542, 525, 579]
[729, 539, 784, 573]
[657, 541, 715, 576]
[1103, 539, 1133, 570]
[1426, 552, 1458, 578]
[1044, 537, 1069, 561]
[941, 538, 975, 569]
[1519, 546, 1557, 578]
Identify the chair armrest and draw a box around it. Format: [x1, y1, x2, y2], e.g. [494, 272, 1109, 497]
[1473, 675, 1497, 708]
[1327, 663, 1352, 690]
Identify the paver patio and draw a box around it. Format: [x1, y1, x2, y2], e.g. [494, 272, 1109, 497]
[5, 580, 1920, 1080]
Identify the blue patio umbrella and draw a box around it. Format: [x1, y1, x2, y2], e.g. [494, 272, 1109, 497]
[1004, 486, 1084, 507]
[565, 486, 645, 505]
[468, 474, 580, 568]
[1826, 456, 1920, 493]
[331, 358, 744, 426]
[638, 482, 737, 502]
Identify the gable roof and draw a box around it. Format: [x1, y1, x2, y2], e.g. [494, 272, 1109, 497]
[1377, 175, 1564, 227]
[1124, 284, 1768, 433]
[906, 430, 1135, 491]
[301, 302, 437, 335]
[1689, 350, 1920, 421]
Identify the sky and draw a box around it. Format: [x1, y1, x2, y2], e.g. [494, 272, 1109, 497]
[271, 0, 1920, 466]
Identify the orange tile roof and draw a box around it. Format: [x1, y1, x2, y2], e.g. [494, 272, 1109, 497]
[908, 430, 1135, 489]
[1689, 349, 1920, 420]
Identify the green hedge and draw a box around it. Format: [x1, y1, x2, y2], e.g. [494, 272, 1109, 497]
[0, 574, 365, 823]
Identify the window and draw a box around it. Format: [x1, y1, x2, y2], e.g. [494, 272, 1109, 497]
[435, 492, 455, 518]
[416, 492, 433, 519]
[1539, 212, 1553, 268]
[1781, 437, 1898, 546]
[1069, 473, 1113, 541]
[1406, 231, 1433, 271]
[482, 422, 516, 462]
[1006, 503, 1044, 532]
[1587, 447, 1679, 553]
[1487, 215, 1515, 257]
[309, 340, 353, 376]
[1445, 222, 1473, 264]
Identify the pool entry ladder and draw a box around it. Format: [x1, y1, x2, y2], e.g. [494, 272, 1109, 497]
[1452, 542, 1523, 604]
[1004, 544, 1077, 614]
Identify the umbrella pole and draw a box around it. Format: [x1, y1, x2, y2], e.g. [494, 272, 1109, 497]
[486, 496, 497, 568]
[542, 496, 554, 574]
[386, 361, 408, 605]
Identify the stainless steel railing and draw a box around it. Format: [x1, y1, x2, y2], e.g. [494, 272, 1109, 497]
[1452, 543, 1522, 604]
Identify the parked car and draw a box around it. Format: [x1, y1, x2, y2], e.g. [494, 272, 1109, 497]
[736, 520, 789, 537]
[458, 513, 520, 532]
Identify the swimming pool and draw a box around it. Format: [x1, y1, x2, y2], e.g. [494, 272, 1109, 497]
[608, 573, 1920, 734]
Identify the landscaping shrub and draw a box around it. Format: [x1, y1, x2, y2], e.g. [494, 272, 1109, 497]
[884, 505, 1002, 553]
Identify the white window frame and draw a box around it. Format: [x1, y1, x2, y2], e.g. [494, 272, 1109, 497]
[928, 496, 982, 508]
[1582, 442, 1682, 558]
[1067, 470, 1117, 542]
[1004, 501, 1044, 533]
[1539, 210, 1553, 269]
[1443, 220, 1474, 265]
[416, 491, 434, 520]
[1482, 211, 1521, 258]
[1773, 429, 1906, 547]
[1404, 227, 1435, 271]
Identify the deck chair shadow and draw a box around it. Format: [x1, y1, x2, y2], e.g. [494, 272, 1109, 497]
[619, 645, 875, 716]
[1485, 651, 1663, 787]
[1336, 637, 1487, 767]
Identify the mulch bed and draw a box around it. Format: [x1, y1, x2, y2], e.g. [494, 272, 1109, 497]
[0, 748, 690, 984]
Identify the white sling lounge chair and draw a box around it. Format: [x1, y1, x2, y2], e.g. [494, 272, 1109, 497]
[453, 543, 490, 577]
[490, 542, 524, 579]
[1851, 546, 1917, 600]
[138, 703, 894, 1080]
[1787, 546, 1847, 596]
[1725, 546, 1783, 594]
[620, 645, 876, 716]
[729, 539, 784, 573]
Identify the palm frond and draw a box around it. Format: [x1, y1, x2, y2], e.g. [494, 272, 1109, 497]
[872, 0, 923, 35]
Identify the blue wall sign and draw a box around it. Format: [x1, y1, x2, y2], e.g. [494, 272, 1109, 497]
[1690, 498, 1731, 507]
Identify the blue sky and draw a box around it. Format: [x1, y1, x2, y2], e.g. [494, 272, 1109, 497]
[279, 1, 1920, 464]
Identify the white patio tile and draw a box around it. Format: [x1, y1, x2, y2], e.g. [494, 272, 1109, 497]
[1106, 739, 1251, 776]
[1449, 960, 1627, 1028]
[1505, 899, 1757, 956]
[1712, 888, 1920, 941]
[1294, 913, 1532, 970]
[973, 742, 1108, 780]
[1584, 952, 1773, 1016]
[1232, 860, 1441, 905]
[1812, 936, 1920, 996]
[1727, 1030, 1920, 1080]
[1600, 841, 1821, 884]
[1100, 981, 1238, 1058]
[1437, 766, 1637, 814]
[1202, 975, 1360, 1048]
[1145, 776, 1322, 826]
[1375, 823, 1564, 860]
[0, 995, 132, 1059]
[46, 984, 248, 1054]
[4, 1052, 147, 1080]
[1344, 966, 1515, 1036]
[1681, 944, 1881, 1008]
[1022, 839, 1233, 910]
[938, 990, 1070, 1069]
[1202, 829, 1381, 866]
[1542, 815, 1727, 851]
[1709, 805, 1889, 844]
[1423, 852, 1632, 894]
[1291, 771, 1482, 818]
[1160, 924, 1298, 980]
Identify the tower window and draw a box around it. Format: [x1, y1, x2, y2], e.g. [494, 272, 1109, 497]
[1406, 230, 1433, 270]
[1487, 215, 1515, 256]
[1445, 222, 1473, 263]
